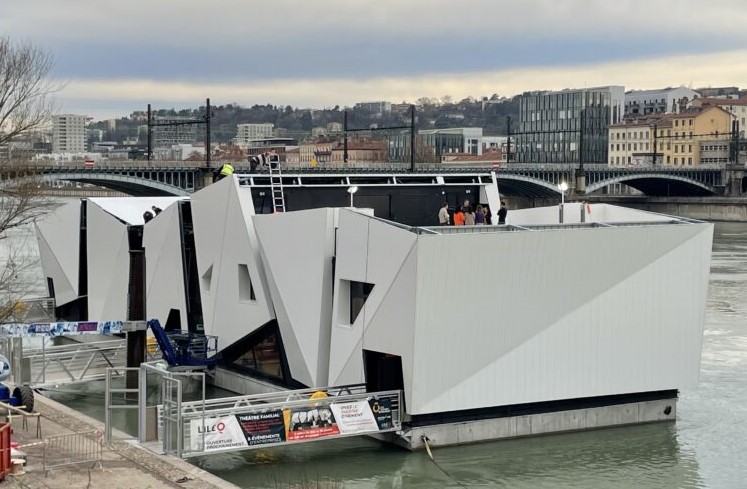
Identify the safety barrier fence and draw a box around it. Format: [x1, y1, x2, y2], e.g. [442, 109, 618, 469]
[0, 423, 11, 480]
[18, 339, 126, 387]
[177, 384, 401, 458]
[42, 429, 103, 476]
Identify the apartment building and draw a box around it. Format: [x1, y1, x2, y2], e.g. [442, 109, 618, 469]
[691, 97, 747, 134]
[236, 123, 274, 144]
[516, 86, 624, 164]
[52, 114, 86, 153]
[655, 106, 731, 166]
[608, 119, 656, 166]
[625, 86, 699, 116]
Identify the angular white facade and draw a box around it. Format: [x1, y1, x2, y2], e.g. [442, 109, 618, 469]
[36, 177, 712, 421]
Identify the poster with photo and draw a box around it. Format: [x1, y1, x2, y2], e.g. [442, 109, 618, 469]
[283, 406, 340, 441]
[236, 410, 286, 446]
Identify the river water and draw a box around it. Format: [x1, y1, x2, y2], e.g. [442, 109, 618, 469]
[17, 205, 747, 488]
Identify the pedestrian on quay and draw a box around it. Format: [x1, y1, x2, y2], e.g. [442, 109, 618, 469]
[475, 205, 485, 225]
[438, 202, 450, 225]
[498, 201, 508, 224]
[464, 206, 476, 225]
[454, 207, 465, 226]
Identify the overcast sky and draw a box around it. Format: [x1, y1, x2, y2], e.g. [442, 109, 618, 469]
[4, 0, 747, 120]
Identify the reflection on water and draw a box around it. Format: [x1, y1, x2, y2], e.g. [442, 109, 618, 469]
[30, 214, 747, 488]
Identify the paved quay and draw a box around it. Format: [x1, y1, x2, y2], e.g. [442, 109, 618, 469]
[4, 394, 239, 489]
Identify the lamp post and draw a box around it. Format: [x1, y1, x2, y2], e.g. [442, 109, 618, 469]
[558, 181, 568, 223]
[347, 185, 359, 207]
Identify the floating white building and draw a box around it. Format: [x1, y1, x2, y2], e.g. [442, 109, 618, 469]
[36, 175, 713, 448]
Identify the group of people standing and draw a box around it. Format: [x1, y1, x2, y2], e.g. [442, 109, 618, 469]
[438, 200, 507, 226]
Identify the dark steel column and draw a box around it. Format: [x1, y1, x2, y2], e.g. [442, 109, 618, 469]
[410, 105, 416, 172]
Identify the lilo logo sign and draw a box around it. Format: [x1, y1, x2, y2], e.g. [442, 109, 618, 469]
[197, 420, 226, 434]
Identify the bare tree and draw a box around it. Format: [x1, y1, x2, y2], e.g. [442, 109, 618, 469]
[0, 37, 58, 322]
[0, 37, 57, 148]
[0, 168, 54, 322]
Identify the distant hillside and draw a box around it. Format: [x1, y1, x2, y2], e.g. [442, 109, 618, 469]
[89, 95, 520, 144]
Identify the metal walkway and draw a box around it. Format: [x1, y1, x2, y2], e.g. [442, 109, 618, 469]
[104, 364, 402, 459]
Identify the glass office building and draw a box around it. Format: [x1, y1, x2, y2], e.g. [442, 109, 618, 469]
[516, 86, 624, 164]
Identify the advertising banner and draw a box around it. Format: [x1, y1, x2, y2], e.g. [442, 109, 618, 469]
[190, 416, 248, 452]
[0, 321, 123, 337]
[368, 397, 394, 430]
[284, 406, 340, 441]
[329, 400, 380, 435]
[236, 410, 286, 446]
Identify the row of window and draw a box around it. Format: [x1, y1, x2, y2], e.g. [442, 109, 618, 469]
[703, 145, 728, 152]
[610, 142, 650, 152]
[613, 131, 650, 140]
[673, 119, 694, 127]
[702, 157, 729, 163]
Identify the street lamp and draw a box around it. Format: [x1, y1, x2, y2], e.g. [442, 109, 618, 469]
[558, 181, 568, 223]
[347, 186, 359, 207]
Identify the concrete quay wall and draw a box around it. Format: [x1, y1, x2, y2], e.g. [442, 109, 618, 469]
[584, 196, 747, 222]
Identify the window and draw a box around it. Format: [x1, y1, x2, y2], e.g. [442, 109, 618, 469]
[349, 281, 374, 324]
[238, 264, 256, 301]
[688, 157, 692, 165]
[674, 157, 678, 165]
[201, 265, 213, 293]
[689, 119, 693, 126]
[675, 145, 678, 153]
[634, 143, 638, 151]
[688, 144, 692, 152]
[675, 120, 679, 127]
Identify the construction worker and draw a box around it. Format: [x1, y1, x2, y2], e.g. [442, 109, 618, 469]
[215, 162, 234, 181]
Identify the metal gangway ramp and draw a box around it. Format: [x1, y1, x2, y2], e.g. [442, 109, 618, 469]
[155, 381, 402, 458]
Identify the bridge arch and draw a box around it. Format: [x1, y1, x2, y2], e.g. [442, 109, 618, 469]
[495, 174, 565, 197]
[1, 173, 190, 197]
[586, 173, 716, 196]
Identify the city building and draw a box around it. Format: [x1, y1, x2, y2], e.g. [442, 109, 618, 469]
[327, 122, 343, 133]
[52, 114, 86, 153]
[516, 86, 625, 164]
[690, 97, 747, 134]
[696, 87, 740, 99]
[153, 116, 198, 150]
[331, 140, 388, 163]
[656, 106, 732, 166]
[354, 101, 392, 117]
[625, 86, 700, 116]
[236, 123, 275, 144]
[608, 116, 660, 166]
[389, 128, 483, 163]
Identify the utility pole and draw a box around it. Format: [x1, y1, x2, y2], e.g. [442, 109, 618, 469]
[579, 108, 585, 168]
[147, 104, 152, 163]
[410, 105, 416, 172]
[653, 123, 658, 165]
[205, 98, 212, 170]
[343, 110, 348, 164]
[506, 116, 512, 164]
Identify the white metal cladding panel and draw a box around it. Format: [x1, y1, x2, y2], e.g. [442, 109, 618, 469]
[329, 213, 419, 388]
[35, 200, 81, 304]
[590, 204, 673, 223]
[191, 178, 274, 350]
[254, 208, 336, 386]
[86, 202, 130, 321]
[88, 197, 183, 225]
[409, 223, 712, 415]
[143, 203, 187, 328]
[328, 210, 372, 385]
[359, 243, 418, 407]
[508, 203, 669, 226]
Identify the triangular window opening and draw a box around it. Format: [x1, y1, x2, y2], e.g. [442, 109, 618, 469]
[350, 281, 374, 325]
[201, 265, 213, 293]
[238, 264, 256, 301]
